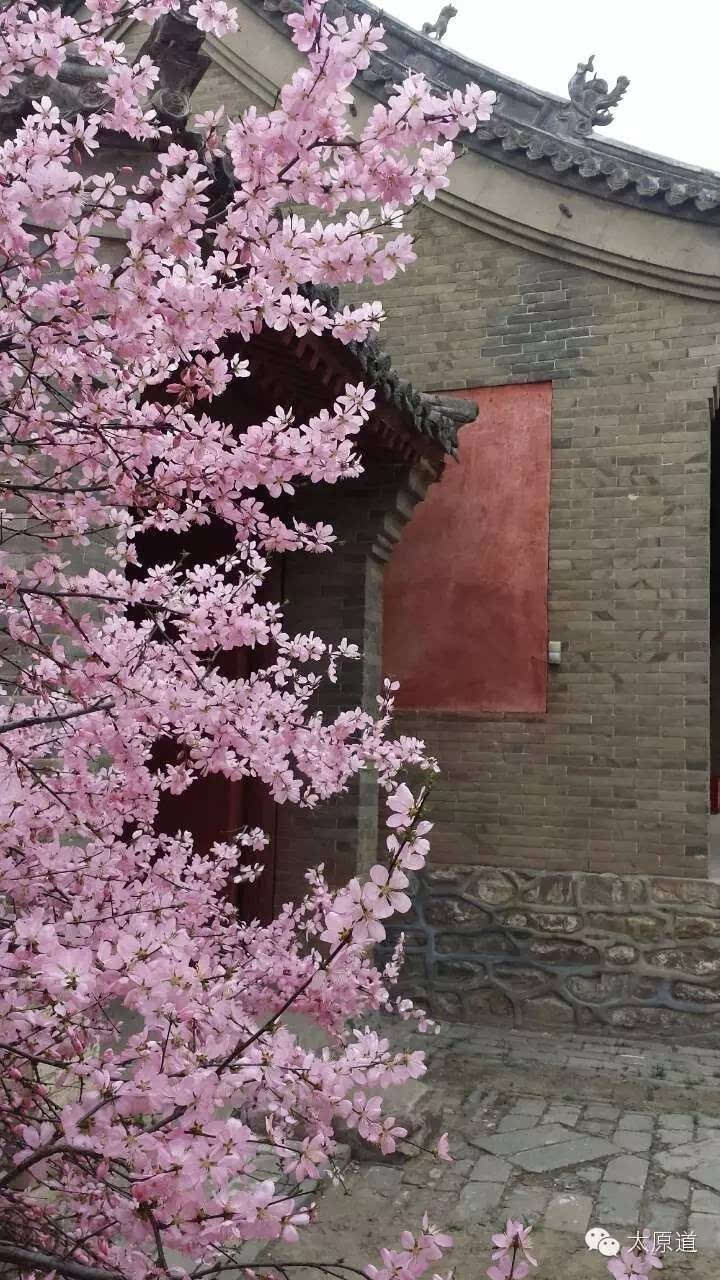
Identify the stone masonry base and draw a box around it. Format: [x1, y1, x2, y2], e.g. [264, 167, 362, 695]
[386, 867, 720, 1035]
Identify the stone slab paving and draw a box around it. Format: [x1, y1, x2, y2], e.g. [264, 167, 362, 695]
[444, 1090, 715, 1237]
[275, 1023, 720, 1279]
[436, 1027, 720, 1272]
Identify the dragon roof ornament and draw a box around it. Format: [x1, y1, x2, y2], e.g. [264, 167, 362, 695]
[420, 5, 457, 42]
[559, 55, 630, 137]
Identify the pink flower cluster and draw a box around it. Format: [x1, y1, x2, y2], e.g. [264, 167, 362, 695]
[487, 1221, 538, 1280]
[0, 0, 496, 1276]
[607, 1233, 663, 1278]
[366, 1214, 453, 1280]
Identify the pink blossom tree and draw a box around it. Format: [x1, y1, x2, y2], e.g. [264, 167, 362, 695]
[0, 1, 495, 1276]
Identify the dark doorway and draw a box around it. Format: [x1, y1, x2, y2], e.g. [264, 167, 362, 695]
[132, 516, 281, 924]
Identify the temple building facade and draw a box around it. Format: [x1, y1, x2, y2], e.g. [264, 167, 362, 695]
[8, 0, 720, 1032]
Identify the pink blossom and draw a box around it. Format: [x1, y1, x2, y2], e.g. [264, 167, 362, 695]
[364, 864, 413, 915]
[0, 0, 494, 1271]
[607, 1240, 664, 1278]
[488, 1221, 537, 1280]
[188, 0, 238, 37]
[287, 5, 322, 52]
[386, 783, 416, 829]
[487, 1261, 516, 1280]
[13, 1122, 55, 1163]
[435, 1133, 452, 1162]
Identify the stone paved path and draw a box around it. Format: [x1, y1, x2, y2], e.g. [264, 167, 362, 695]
[272, 1023, 720, 1280]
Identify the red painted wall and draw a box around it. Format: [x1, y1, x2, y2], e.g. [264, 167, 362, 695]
[383, 383, 552, 714]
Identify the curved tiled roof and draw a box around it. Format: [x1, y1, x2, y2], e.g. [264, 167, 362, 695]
[248, 0, 720, 224]
[347, 335, 477, 455]
[6, 2, 720, 222]
[304, 287, 477, 456]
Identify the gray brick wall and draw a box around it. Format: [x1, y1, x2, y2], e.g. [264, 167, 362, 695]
[348, 203, 719, 879]
[273, 455, 441, 907]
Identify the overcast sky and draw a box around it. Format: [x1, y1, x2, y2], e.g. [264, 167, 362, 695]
[379, 0, 720, 173]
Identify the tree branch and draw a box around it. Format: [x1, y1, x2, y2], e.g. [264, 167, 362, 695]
[0, 1244, 123, 1280]
[0, 698, 113, 736]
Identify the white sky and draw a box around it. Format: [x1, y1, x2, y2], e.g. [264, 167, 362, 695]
[380, 0, 720, 173]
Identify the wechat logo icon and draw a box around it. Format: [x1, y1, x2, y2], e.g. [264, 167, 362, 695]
[586, 1226, 621, 1257]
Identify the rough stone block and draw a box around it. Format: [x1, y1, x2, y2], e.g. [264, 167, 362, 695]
[652, 879, 720, 909]
[469, 1154, 512, 1182]
[508, 1099, 547, 1116]
[577, 875, 647, 908]
[672, 982, 720, 1006]
[644, 1202, 685, 1232]
[655, 1137, 720, 1193]
[544, 1193, 593, 1233]
[660, 1176, 690, 1202]
[606, 944, 638, 965]
[425, 899, 493, 927]
[657, 1128, 693, 1147]
[692, 1189, 720, 1214]
[612, 1131, 652, 1153]
[463, 869, 516, 904]
[363, 1165, 405, 1195]
[687, 1213, 720, 1247]
[617, 1113, 654, 1131]
[603, 1155, 649, 1188]
[520, 995, 575, 1026]
[497, 1114, 540, 1133]
[492, 966, 549, 995]
[654, 947, 719, 976]
[451, 1181, 505, 1224]
[567, 974, 629, 1000]
[526, 939, 600, 965]
[503, 1184, 550, 1219]
[478, 1123, 573, 1156]
[544, 1105, 581, 1126]
[521, 874, 576, 906]
[460, 989, 514, 1021]
[512, 1136, 618, 1173]
[596, 1182, 643, 1227]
